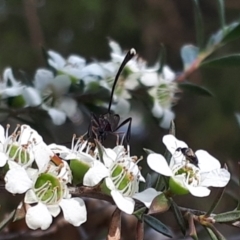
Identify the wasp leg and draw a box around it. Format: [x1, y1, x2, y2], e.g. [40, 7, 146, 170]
[114, 117, 132, 144]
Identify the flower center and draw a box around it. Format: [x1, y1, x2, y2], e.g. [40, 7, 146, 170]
[157, 82, 178, 108]
[173, 164, 200, 186]
[110, 159, 139, 197]
[34, 173, 63, 204]
[7, 144, 31, 167]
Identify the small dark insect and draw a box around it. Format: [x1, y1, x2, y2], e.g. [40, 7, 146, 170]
[88, 48, 136, 143]
[176, 147, 199, 167]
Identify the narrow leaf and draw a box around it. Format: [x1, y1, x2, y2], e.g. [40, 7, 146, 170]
[222, 21, 240, 44]
[204, 224, 226, 240]
[192, 0, 204, 49]
[204, 226, 219, 240]
[157, 44, 166, 74]
[169, 198, 187, 236]
[205, 187, 225, 217]
[0, 209, 16, 231]
[148, 193, 170, 214]
[133, 207, 147, 220]
[201, 54, 240, 67]
[207, 21, 240, 47]
[108, 208, 121, 240]
[143, 214, 173, 238]
[179, 82, 213, 97]
[216, 0, 225, 30]
[214, 210, 240, 223]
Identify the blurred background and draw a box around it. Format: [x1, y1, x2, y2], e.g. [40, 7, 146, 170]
[0, 0, 240, 239]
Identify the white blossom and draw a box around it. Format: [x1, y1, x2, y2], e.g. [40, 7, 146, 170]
[147, 134, 231, 197]
[0, 124, 50, 170]
[101, 144, 159, 214]
[5, 160, 86, 230]
[140, 66, 178, 129]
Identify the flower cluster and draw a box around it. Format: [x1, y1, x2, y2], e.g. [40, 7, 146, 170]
[3, 124, 87, 230]
[1, 124, 231, 231]
[0, 40, 178, 129]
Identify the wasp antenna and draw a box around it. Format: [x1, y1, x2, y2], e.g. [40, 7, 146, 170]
[107, 48, 136, 113]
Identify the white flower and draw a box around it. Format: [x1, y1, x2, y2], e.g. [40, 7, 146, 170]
[147, 134, 231, 197]
[34, 69, 81, 125]
[48, 136, 108, 186]
[47, 50, 86, 84]
[0, 124, 50, 170]
[0, 68, 41, 107]
[5, 161, 86, 230]
[140, 66, 178, 129]
[101, 144, 159, 214]
[0, 68, 23, 99]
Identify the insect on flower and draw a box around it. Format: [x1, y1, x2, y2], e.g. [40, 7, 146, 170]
[88, 48, 136, 143]
[176, 147, 199, 167]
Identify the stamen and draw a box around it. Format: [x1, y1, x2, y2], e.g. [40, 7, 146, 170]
[5, 124, 10, 139]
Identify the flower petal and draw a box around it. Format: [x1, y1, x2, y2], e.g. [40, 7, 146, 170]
[34, 143, 52, 171]
[200, 168, 230, 187]
[34, 68, 54, 91]
[24, 189, 38, 204]
[151, 101, 163, 118]
[0, 152, 8, 167]
[26, 203, 52, 230]
[147, 153, 173, 176]
[48, 108, 66, 125]
[47, 204, 61, 217]
[59, 198, 87, 226]
[196, 150, 221, 172]
[102, 148, 117, 168]
[162, 134, 188, 155]
[111, 190, 135, 214]
[5, 165, 32, 194]
[83, 160, 109, 187]
[186, 185, 210, 197]
[160, 109, 175, 129]
[133, 188, 161, 208]
[22, 87, 41, 107]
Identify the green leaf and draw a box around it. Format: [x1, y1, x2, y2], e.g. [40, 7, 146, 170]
[192, 0, 204, 49]
[143, 214, 173, 238]
[157, 44, 166, 74]
[169, 198, 187, 236]
[148, 193, 170, 214]
[204, 224, 227, 240]
[216, 0, 225, 30]
[204, 227, 219, 240]
[0, 209, 16, 231]
[179, 82, 213, 97]
[207, 21, 240, 47]
[201, 54, 240, 67]
[222, 21, 240, 44]
[214, 210, 240, 223]
[205, 187, 225, 217]
[133, 207, 147, 220]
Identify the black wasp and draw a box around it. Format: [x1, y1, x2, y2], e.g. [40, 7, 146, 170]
[88, 48, 136, 143]
[176, 147, 199, 167]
